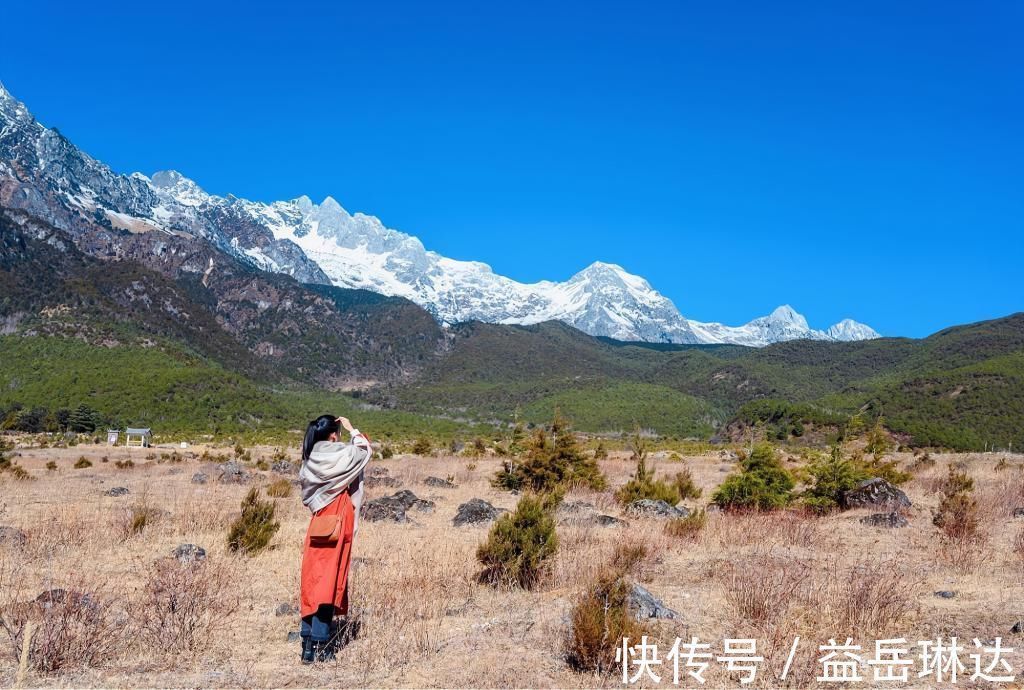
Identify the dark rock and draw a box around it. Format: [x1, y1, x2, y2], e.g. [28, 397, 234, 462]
[843, 478, 911, 510]
[594, 514, 629, 528]
[0, 526, 28, 547]
[287, 630, 301, 643]
[424, 476, 456, 489]
[1012, 621, 1023, 634]
[104, 486, 129, 497]
[1013, 507, 1024, 518]
[558, 500, 594, 514]
[368, 466, 390, 478]
[217, 461, 250, 484]
[361, 498, 408, 523]
[628, 584, 678, 621]
[625, 499, 688, 519]
[365, 475, 401, 488]
[453, 498, 505, 526]
[191, 472, 208, 484]
[360, 490, 431, 522]
[34, 589, 96, 610]
[934, 591, 956, 599]
[275, 602, 299, 617]
[173, 543, 207, 563]
[860, 512, 909, 528]
[271, 461, 294, 475]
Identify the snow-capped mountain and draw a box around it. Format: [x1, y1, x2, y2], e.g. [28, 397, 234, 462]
[0, 81, 879, 346]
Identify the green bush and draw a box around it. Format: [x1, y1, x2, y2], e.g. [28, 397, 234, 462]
[74, 456, 92, 469]
[672, 466, 702, 500]
[493, 415, 606, 493]
[801, 445, 868, 513]
[227, 488, 280, 555]
[712, 442, 794, 511]
[477, 491, 560, 589]
[411, 437, 432, 455]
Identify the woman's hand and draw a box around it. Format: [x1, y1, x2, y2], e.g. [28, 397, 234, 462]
[337, 416, 354, 433]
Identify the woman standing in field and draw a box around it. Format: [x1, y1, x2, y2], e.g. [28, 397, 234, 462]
[298, 414, 372, 664]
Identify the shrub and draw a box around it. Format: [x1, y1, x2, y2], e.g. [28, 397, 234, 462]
[665, 509, 708, 540]
[255, 459, 268, 471]
[265, 478, 292, 498]
[477, 491, 560, 589]
[227, 488, 280, 555]
[8, 463, 31, 480]
[73, 457, 92, 469]
[615, 454, 678, 505]
[933, 466, 979, 540]
[593, 441, 608, 460]
[860, 455, 912, 485]
[672, 466, 702, 500]
[801, 445, 868, 513]
[45, 461, 57, 471]
[712, 442, 794, 511]
[4, 587, 123, 675]
[411, 437, 432, 455]
[380, 444, 394, 460]
[134, 558, 240, 653]
[121, 501, 162, 540]
[564, 544, 651, 674]
[493, 415, 606, 492]
[115, 459, 134, 470]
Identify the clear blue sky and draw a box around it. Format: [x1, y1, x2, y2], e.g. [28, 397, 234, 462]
[4, 1, 1021, 336]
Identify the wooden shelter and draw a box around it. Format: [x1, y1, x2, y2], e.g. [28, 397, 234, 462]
[125, 428, 152, 448]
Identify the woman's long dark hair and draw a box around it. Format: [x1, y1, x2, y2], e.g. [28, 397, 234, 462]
[302, 414, 341, 461]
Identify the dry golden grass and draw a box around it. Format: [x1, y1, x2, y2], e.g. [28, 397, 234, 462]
[0, 443, 1022, 687]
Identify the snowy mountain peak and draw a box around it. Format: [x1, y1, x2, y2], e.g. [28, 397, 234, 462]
[827, 319, 881, 342]
[766, 304, 810, 329]
[151, 170, 208, 207]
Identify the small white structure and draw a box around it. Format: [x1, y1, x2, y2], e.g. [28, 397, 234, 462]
[106, 429, 120, 446]
[125, 428, 152, 448]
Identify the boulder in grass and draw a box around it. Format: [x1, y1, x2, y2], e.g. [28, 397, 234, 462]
[860, 512, 909, 528]
[628, 584, 678, 621]
[361, 498, 408, 523]
[594, 514, 629, 528]
[843, 478, 911, 510]
[0, 526, 27, 547]
[173, 543, 207, 564]
[368, 466, 390, 478]
[217, 462, 250, 484]
[104, 486, 130, 497]
[453, 498, 505, 526]
[361, 490, 433, 522]
[424, 476, 456, 489]
[275, 602, 299, 617]
[365, 474, 401, 489]
[271, 461, 294, 475]
[625, 499, 688, 519]
[191, 472, 208, 484]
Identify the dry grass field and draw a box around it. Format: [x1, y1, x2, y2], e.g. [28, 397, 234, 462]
[1, 440, 1023, 688]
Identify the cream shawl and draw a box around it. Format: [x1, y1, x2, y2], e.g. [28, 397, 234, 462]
[300, 431, 372, 530]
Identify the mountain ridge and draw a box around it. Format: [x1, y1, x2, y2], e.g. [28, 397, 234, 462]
[0, 81, 878, 347]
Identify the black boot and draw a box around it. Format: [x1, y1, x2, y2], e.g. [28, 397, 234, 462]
[301, 636, 314, 664]
[309, 638, 336, 663]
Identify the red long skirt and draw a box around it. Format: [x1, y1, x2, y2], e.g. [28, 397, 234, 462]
[300, 491, 355, 617]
